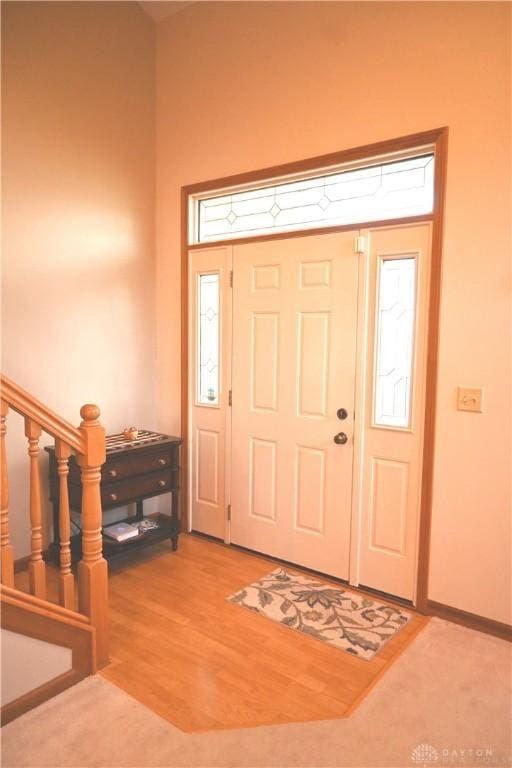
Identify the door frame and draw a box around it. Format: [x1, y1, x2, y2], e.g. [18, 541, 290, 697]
[181, 127, 448, 614]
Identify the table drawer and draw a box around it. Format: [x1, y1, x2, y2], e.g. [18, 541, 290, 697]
[102, 448, 176, 482]
[101, 469, 173, 507]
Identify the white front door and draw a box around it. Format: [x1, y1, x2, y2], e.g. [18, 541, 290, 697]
[230, 232, 359, 579]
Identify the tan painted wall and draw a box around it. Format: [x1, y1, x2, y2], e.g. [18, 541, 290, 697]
[155, 2, 511, 624]
[1, 2, 156, 555]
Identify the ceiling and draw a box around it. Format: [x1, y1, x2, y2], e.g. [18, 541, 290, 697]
[138, 1, 195, 23]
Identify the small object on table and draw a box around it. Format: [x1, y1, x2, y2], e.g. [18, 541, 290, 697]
[104, 522, 139, 542]
[137, 519, 159, 532]
[123, 427, 139, 441]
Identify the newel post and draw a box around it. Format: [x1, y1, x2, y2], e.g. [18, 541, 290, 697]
[77, 404, 108, 668]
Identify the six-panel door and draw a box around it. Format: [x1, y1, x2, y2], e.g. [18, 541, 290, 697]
[229, 232, 359, 579]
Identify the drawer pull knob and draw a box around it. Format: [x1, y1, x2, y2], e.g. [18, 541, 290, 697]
[158, 480, 166, 488]
[157, 458, 167, 466]
[108, 469, 118, 478]
[109, 493, 118, 502]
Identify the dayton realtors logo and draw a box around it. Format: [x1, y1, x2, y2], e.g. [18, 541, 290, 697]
[411, 744, 496, 766]
[411, 744, 439, 764]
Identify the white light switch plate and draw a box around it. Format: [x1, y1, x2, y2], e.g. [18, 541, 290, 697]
[457, 387, 483, 413]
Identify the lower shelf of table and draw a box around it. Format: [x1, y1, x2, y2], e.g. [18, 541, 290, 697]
[51, 513, 179, 564]
[103, 513, 178, 558]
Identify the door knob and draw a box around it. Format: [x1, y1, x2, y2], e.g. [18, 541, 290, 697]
[337, 408, 348, 420]
[333, 432, 348, 445]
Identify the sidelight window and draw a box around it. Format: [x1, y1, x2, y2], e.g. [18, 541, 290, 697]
[197, 273, 220, 405]
[373, 256, 417, 429]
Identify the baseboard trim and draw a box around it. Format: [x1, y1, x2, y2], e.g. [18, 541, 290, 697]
[1, 669, 85, 726]
[14, 554, 31, 573]
[426, 600, 512, 642]
[14, 550, 51, 573]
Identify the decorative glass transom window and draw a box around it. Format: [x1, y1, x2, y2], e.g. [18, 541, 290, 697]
[191, 153, 434, 244]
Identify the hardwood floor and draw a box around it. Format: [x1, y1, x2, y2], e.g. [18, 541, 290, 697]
[13, 534, 427, 730]
[98, 534, 428, 732]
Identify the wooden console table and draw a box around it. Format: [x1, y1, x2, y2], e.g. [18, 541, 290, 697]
[46, 430, 182, 562]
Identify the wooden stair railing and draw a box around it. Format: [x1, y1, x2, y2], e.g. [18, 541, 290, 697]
[0, 374, 109, 668]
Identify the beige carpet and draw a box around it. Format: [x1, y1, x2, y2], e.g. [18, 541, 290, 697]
[2, 618, 511, 768]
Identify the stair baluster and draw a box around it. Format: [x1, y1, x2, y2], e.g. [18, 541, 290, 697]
[25, 417, 47, 599]
[55, 439, 74, 609]
[0, 401, 15, 587]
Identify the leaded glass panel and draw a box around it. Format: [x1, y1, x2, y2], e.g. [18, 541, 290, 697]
[197, 273, 220, 405]
[374, 257, 416, 429]
[197, 154, 434, 243]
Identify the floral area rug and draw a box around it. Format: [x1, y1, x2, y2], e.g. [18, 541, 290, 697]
[227, 568, 411, 660]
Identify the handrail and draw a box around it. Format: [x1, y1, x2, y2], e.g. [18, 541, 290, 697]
[0, 374, 84, 454]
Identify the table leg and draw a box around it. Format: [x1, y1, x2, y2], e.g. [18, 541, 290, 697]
[171, 490, 179, 551]
[136, 500, 144, 521]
